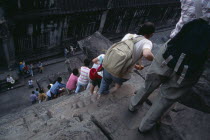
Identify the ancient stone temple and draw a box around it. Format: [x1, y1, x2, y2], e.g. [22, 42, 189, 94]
[0, 0, 180, 68]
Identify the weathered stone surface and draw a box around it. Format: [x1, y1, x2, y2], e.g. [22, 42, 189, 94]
[37, 76, 50, 91]
[65, 54, 86, 73]
[37, 71, 69, 91]
[136, 65, 150, 80]
[78, 31, 113, 60]
[0, 70, 210, 140]
[193, 59, 210, 107]
[178, 58, 210, 113]
[164, 103, 210, 140]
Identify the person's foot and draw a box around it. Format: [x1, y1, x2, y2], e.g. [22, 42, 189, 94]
[8, 88, 10, 90]
[96, 94, 101, 100]
[145, 99, 152, 106]
[11, 87, 13, 89]
[138, 128, 152, 135]
[128, 103, 137, 112]
[138, 121, 161, 134]
[138, 128, 145, 134]
[171, 108, 178, 112]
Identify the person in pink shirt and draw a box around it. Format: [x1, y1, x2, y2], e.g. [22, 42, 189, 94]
[66, 68, 79, 93]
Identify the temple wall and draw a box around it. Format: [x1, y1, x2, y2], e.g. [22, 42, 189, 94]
[0, 0, 180, 67]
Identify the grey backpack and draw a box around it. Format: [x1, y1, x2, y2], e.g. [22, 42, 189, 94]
[103, 36, 144, 78]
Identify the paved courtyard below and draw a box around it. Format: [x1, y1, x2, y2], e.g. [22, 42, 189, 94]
[0, 60, 68, 117]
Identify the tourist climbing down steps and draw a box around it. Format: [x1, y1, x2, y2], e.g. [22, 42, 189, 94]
[89, 54, 105, 95]
[98, 22, 155, 98]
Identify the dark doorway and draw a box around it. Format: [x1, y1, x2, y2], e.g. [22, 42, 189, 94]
[0, 39, 7, 67]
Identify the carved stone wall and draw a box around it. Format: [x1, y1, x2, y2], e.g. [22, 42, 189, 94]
[1, 0, 180, 66]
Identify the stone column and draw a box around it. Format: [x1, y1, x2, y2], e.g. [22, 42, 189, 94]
[98, 10, 109, 33]
[98, 0, 113, 33]
[2, 38, 10, 67]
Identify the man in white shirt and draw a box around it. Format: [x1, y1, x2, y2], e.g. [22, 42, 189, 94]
[28, 79, 33, 88]
[6, 75, 15, 90]
[99, 22, 155, 95]
[121, 32, 154, 71]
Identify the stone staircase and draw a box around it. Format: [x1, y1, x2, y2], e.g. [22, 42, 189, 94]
[1, 67, 210, 140]
[0, 71, 165, 140]
[1, 29, 210, 140]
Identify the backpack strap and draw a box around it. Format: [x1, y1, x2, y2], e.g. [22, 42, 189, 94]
[194, 0, 202, 18]
[131, 36, 145, 44]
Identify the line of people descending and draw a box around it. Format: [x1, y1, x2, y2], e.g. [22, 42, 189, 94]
[30, 77, 66, 104]
[29, 22, 156, 103]
[30, 88, 48, 104]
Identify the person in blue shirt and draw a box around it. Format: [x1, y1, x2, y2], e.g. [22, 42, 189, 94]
[19, 62, 25, 74]
[50, 77, 66, 98]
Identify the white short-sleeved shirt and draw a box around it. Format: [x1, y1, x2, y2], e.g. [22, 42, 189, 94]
[92, 54, 105, 77]
[28, 80, 33, 85]
[121, 33, 153, 79]
[122, 34, 153, 63]
[46, 90, 51, 97]
[6, 77, 14, 83]
[92, 54, 105, 69]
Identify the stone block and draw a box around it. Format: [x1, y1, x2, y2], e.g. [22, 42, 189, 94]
[35, 120, 109, 140]
[91, 99, 159, 140]
[65, 54, 86, 73]
[178, 59, 210, 113]
[137, 65, 150, 80]
[37, 77, 50, 91]
[125, 71, 145, 89]
[78, 31, 113, 60]
[167, 103, 210, 140]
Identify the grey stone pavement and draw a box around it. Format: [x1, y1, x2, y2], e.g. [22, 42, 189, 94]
[0, 59, 69, 117]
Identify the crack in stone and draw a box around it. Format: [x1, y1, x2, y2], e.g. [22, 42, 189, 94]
[73, 114, 83, 122]
[46, 110, 53, 119]
[133, 70, 145, 80]
[22, 118, 30, 132]
[91, 116, 113, 140]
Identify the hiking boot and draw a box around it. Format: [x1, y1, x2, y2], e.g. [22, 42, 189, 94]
[145, 99, 152, 106]
[138, 128, 145, 134]
[128, 103, 137, 112]
[138, 121, 161, 134]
